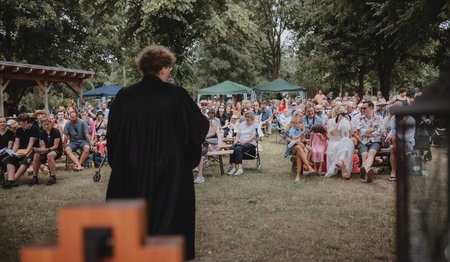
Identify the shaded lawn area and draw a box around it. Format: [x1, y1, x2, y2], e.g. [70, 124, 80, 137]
[0, 138, 395, 261]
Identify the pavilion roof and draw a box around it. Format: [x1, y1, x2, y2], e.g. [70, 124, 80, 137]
[0, 61, 94, 85]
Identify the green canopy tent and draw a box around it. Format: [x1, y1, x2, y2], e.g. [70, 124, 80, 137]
[196, 80, 253, 103]
[254, 78, 307, 100]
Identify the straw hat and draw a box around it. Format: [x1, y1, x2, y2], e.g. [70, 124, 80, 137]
[377, 99, 388, 106]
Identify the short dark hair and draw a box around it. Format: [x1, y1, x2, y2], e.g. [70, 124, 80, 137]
[364, 100, 375, 108]
[135, 45, 176, 75]
[398, 88, 407, 94]
[17, 113, 30, 123]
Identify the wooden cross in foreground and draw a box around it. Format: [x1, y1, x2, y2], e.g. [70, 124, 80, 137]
[21, 199, 184, 262]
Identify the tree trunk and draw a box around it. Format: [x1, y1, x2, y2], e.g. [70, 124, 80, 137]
[378, 48, 395, 99]
[357, 66, 366, 97]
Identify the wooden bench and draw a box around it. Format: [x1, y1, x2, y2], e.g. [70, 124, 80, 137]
[206, 150, 234, 175]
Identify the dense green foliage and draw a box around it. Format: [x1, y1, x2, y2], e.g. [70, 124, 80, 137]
[1, 0, 449, 106]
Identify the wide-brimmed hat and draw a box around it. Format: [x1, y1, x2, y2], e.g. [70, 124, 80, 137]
[33, 110, 47, 117]
[377, 99, 388, 106]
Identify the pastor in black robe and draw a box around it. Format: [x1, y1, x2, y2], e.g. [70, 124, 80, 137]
[106, 74, 208, 260]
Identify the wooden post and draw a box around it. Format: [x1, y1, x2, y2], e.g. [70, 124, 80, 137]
[20, 199, 184, 262]
[36, 80, 53, 114]
[0, 76, 11, 117]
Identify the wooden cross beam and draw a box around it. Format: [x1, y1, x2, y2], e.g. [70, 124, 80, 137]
[20, 200, 184, 262]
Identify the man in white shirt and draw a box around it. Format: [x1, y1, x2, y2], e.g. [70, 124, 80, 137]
[355, 101, 385, 182]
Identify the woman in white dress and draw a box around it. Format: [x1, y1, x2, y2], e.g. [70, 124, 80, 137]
[325, 107, 355, 179]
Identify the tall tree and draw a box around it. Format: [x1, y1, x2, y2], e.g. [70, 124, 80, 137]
[248, 0, 292, 80]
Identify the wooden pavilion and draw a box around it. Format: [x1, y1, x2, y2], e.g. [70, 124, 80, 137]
[0, 61, 94, 117]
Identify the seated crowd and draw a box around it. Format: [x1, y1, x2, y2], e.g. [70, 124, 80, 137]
[1, 100, 110, 189]
[194, 87, 421, 183]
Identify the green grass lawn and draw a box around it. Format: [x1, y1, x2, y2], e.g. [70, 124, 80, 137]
[0, 138, 396, 261]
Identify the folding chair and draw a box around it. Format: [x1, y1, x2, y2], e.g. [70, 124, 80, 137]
[242, 128, 262, 172]
[273, 116, 287, 144]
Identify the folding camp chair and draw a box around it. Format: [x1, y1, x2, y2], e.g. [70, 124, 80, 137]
[242, 128, 262, 172]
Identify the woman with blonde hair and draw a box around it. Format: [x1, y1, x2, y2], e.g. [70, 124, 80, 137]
[285, 115, 316, 181]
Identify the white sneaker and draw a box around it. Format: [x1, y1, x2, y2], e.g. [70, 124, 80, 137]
[192, 167, 199, 172]
[227, 168, 237, 176]
[234, 169, 244, 176]
[194, 176, 205, 184]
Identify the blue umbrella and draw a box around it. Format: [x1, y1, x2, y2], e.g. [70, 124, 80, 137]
[83, 85, 122, 97]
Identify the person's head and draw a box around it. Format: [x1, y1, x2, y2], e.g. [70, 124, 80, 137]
[315, 105, 323, 115]
[6, 119, 18, 132]
[293, 109, 304, 119]
[17, 113, 31, 128]
[280, 99, 285, 106]
[236, 102, 242, 110]
[40, 117, 52, 131]
[244, 111, 255, 124]
[48, 114, 56, 124]
[135, 45, 176, 82]
[415, 87, 421, 93]
[311, 124, 326, 135]
[318, 89, 323, 95]
[283, 109, 291, 116]
[80, 109, 88, 119]
[33, 110, 47, 121]
[306, 106, 315, 118]
[377, 91, 383, 97]
[252, 101, 259, 111]
[87, 104, 94, 111]
[218, 105, 225, 115]
[199, 100, 208, 111]
[398, 88, 407, 97]
[101, 102, 108, 110]
[0, 117, 6, 130]
[346, 101, 355, 113]
[376, 99, 388, 110]
[69, 111, 79, 123]
[207, 108, 216, 120]
[361, 101, 375, 117]
[291, 117, 302, 128]
[225, 105, 232, 114]
[231, 114, 239, 122]
[96, 111, 104, 119]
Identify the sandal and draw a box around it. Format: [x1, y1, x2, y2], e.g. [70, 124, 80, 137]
[335, 161, 343, 169]
[389, 176, 397, 181]
[74, 166, 83, 171]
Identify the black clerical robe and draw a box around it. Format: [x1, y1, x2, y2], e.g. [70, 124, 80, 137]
[106, 74, 208, 260]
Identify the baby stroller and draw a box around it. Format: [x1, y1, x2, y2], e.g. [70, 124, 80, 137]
[93, 135, 107, 182]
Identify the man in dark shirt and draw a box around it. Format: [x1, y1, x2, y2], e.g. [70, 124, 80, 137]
[30, 117, 63, 185]
[2, 113, 40, 189]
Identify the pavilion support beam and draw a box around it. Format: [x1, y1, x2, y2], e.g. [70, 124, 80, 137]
[36, 79, 54, 114]
[0, 77, 11, 117]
